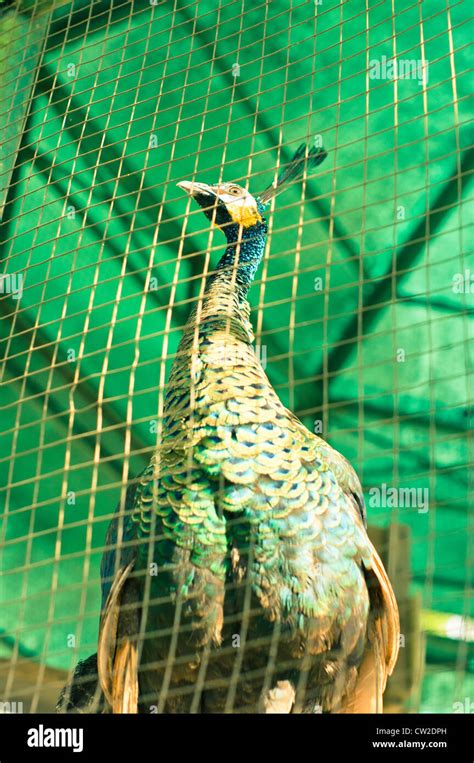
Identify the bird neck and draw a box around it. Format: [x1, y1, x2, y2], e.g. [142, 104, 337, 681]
[207, 218, 268, 301]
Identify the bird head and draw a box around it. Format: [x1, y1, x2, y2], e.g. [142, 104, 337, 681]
[176, 181, 264, 233]
[177, 143, 328, 238]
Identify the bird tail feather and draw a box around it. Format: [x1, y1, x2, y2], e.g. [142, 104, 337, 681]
[259, 143, 327, 204]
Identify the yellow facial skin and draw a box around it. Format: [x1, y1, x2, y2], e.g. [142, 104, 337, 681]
[226, 202, 263, 228]
[215, 185, 263, 228]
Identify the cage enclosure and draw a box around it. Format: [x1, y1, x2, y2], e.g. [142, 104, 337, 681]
[0, 0, 472, 715]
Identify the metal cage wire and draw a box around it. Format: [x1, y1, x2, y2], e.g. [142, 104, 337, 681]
[0, 0, 472, 713]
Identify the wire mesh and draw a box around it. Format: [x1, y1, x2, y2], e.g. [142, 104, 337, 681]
[0, 0, 472, 714]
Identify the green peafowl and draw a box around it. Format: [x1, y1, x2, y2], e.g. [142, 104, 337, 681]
[59, 144, 399, 714]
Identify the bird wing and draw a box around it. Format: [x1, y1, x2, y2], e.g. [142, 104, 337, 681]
[339, 540, 400, 713]
[339, 490, 400, 713]
[98, 480, 142, 714]
[297, 429, 399, 712]
[98, 558, 139, 713]
[56, 653, 104, 713]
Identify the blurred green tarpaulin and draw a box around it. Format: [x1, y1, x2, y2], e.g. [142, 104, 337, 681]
[0, 0, 472, 712]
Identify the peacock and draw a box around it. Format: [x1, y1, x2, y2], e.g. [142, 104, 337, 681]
[58, 144, 399, 714]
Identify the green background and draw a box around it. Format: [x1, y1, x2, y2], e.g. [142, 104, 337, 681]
[0, 0, 472, 712]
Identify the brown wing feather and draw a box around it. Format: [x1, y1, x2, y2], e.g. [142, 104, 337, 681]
[98, 560, 139, 713]
[368, 540, 400, 682]
[112, 640, 138, 714]
[339, 641, 382, 713]
[340, 540, 400, 713]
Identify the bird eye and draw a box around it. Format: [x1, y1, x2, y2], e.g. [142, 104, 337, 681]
[228, 186, 241, 196]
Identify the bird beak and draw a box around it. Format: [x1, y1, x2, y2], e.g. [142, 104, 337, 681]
[176, 181, 216, 199]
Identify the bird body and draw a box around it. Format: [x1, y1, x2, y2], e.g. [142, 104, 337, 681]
[60, 145, 399, 714]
